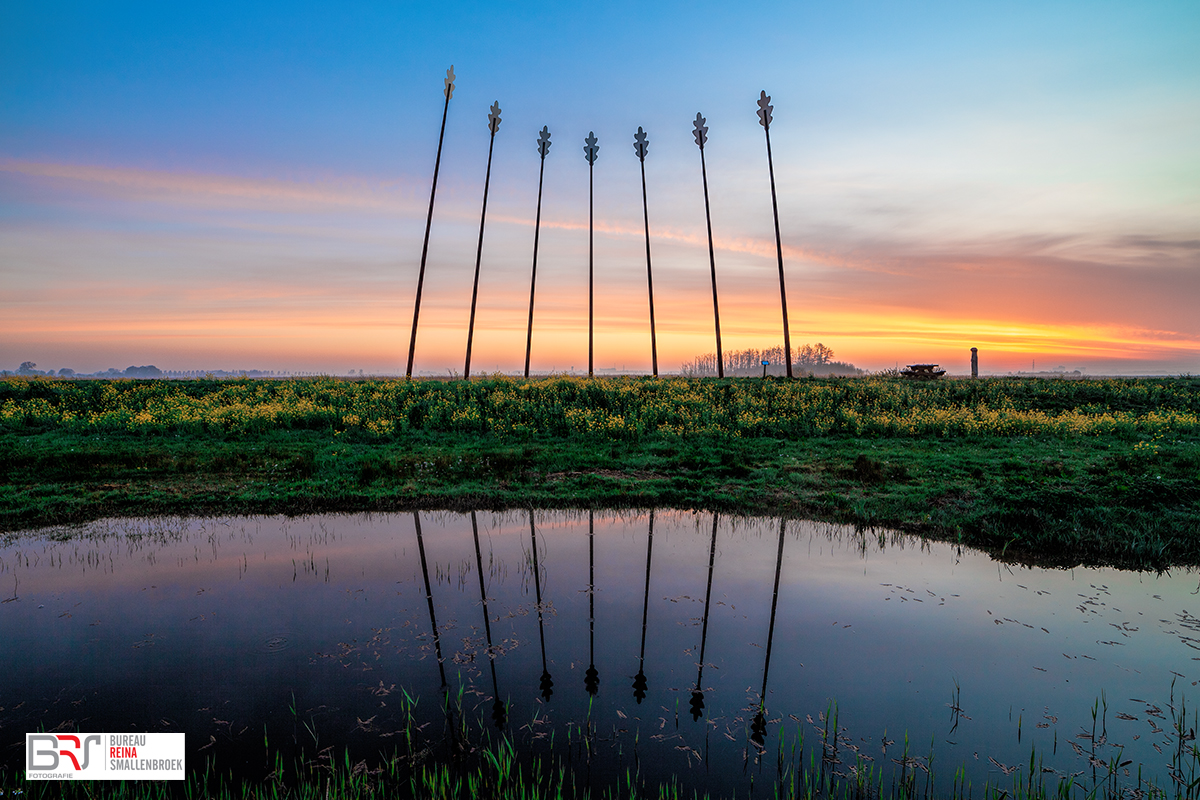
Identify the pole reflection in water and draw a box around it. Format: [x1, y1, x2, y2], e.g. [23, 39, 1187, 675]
[413, 512, 447, 689]
[529, 511, 553, 701]
[633, 509, 655, 703]
[690, 512, 719, 721]
[585, 511, 599, 696]
[414, 512, 459, 747]
[471, 511, 506, 729]
[751, 518, 787, 749]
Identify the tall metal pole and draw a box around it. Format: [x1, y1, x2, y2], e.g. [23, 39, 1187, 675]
[464, 102, 503, 379]
[633, 127, 658, 378]
[584, 133, 599, 378]
[693, 113, 724, 379]
[757, 91, 793, 380]
[405, 66, 456, 380]
[524, 126, 552, 378]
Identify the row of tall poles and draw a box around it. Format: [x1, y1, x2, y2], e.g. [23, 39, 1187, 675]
[405, 66, 793, 381]
[411, 509, 789, 750]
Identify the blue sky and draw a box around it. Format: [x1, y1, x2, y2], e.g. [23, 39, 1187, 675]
[2, 0, 1198, 374]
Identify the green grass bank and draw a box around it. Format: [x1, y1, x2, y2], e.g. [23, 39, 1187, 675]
[5, 692, 1200, 800]
[2, 375, 1199, 569]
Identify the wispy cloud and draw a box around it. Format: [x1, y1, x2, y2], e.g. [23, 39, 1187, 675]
[1, 158, 840, 265]
[3, 158, 1198, 374]
[0, 158, 420, 213]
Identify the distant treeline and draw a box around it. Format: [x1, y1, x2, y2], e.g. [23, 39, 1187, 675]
[1, 361, 167, 379]
[3, 361, 283, 379]
[681, 344, 863, 377]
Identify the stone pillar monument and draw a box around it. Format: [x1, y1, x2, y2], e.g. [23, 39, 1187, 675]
[971, 347, 978, 379]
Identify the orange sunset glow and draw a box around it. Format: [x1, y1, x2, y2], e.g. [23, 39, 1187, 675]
[3, 2, 1198, 379]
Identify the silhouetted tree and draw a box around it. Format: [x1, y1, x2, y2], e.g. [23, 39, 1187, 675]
[681, 344, 854, 376]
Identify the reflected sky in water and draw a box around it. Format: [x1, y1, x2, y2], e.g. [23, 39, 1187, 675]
[1, 511, 1197, 794]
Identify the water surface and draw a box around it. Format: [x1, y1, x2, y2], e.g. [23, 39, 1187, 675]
[1, 511, 1196, 794]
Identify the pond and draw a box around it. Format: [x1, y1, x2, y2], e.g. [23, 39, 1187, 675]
[1, 511, 1197, 796]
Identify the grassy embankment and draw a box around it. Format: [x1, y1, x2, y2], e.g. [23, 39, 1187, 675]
[2, 375, 1198, 568]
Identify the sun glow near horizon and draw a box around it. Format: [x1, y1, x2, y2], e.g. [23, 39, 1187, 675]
[3, 152, 1198, 377]
[2, 1, 1197, 377]
[4, 160, 1197, 378]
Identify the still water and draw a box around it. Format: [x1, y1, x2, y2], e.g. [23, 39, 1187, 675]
[1, 511, 1197, 794]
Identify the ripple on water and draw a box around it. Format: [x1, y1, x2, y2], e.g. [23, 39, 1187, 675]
[264, 634, 290, 653]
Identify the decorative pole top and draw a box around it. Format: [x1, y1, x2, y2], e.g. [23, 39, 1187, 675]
[633, 127, 649, 161]
[488, 101, 502, 134]
[444, 66, 456, 100]
[692, 113, 708, 149]
[584, 131, 599, 165]
[537, 126, 552, 158]
[756, 91, 773, 129]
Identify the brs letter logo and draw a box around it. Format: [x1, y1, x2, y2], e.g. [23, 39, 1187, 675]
[28, 734, 102, 772]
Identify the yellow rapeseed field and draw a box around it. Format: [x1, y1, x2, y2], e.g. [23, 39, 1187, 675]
[2, 375, 1197, 440]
